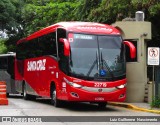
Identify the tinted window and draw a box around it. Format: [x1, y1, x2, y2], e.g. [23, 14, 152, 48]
[17, 42, 27, 60]
[17, 32, 57, 59]
[38, 33, 57, 57]
[98, 35, 121, 49]
[57, 28, 68, 74]
[7, 56, 15, 79]
[0, 57, 8, 69]
[69, 33, 125, 81]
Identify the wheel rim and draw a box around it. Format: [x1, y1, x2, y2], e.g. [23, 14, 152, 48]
[23, 85, 26, 97]
[52, 89, 56, 104]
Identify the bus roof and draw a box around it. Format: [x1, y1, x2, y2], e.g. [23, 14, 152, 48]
[17, 22, 120, 44]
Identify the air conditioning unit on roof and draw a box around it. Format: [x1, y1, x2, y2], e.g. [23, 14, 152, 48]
[135, 11, 144, 21]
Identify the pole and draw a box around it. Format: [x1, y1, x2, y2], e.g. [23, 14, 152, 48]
[152, 65, 155, 99]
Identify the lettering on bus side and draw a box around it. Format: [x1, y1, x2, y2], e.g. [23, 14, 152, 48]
[27, 59, 46, 71]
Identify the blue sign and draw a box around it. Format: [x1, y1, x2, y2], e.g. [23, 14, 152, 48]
[100, 69, 106, 76]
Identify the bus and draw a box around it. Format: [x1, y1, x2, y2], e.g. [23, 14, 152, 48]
[16, 22, 136, 107]
[0, 52, 18, 95]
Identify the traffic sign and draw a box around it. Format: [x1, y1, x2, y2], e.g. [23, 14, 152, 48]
[148, 47, 159, 65]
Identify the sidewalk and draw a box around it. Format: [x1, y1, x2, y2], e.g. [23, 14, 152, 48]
[108, 102, 160, 114]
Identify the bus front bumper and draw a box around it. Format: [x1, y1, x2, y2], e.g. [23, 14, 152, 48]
[65, 86, 126, 102]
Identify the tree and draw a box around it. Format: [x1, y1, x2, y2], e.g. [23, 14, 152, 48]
[1, 0, 25, 53]
[22, 1, 78, 35]
[84, 0, 135, 23]
[1, 0, 160, 53]
[75, 0, 101, 21]
[0, 39, 7, 54]
[0, 0, 16, 31]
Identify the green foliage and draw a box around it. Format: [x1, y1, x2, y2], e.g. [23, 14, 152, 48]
[0, 0, 24, 31]
[149, 3, 160, 16]
[75, 0, 101, 21]
[151, 97, 160, 108]
[0, 0, 16, 30]
[87, 0, 134, 23]
[0, 39, 7, 54]
[1, 0, 160, 52]
[22, 1, 78, 35]
[4, 32, 23, 52]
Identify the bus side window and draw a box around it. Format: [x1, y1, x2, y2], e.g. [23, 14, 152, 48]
[50, 33, 57, 57]
[38, 32, 57, 57]
[7, 56, 15, 79]
[0, 57, 8, 70]
[57, 28, 66, 56]
[26, 39, 37, 58]
[17, 43, 26, 60]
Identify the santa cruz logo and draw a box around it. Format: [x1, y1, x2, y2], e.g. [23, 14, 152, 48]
[27, 59, 46, 71]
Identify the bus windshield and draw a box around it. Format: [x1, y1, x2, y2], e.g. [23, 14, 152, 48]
[68, 33, 125, 81]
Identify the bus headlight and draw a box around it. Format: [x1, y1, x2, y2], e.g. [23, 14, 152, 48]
[116, 83, 127, 89]
[72, 83, 82, 88]
[63, 78, 83, 88]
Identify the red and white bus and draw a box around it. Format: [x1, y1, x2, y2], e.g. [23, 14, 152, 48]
[15, 22, 136, 107]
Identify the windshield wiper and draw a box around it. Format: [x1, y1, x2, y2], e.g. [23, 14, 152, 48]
[86, 51, 115, 80]
[100, 51, 115, 80]
[87, 51, 99, 77]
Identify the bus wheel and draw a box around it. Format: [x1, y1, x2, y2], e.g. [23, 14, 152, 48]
[23, 84, 29, 100]
[98, 102, 107, 108]
[51, 86, 61, 107]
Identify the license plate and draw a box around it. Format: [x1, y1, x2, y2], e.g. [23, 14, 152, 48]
[95, 97, 104, 101]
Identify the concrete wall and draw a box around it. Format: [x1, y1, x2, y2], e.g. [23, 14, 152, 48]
[113, 21, 151, 102]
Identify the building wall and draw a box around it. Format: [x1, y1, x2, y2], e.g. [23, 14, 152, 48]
[113, 21, 151, 102]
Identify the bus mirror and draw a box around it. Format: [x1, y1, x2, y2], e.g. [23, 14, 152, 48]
[124, 41, 136, 59]
[59, 38, 70, 56]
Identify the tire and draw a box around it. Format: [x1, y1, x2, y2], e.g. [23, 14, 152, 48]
[51, 85, 62, 107]
[98, 102, 107, 108]
[23, 84, 30, 100]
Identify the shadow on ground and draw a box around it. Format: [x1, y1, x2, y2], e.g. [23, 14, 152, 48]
[8, 94, 118, 112]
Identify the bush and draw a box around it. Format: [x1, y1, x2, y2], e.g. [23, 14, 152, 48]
[151, 97, 160, 108]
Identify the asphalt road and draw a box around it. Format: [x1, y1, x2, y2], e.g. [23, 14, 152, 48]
[0, 95, 159, 125]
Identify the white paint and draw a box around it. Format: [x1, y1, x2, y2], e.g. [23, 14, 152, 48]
[27, 59, 46, 71]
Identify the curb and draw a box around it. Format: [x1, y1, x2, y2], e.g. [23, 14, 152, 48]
[108, 102, 160, 114]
